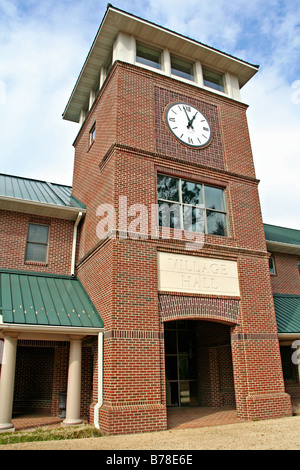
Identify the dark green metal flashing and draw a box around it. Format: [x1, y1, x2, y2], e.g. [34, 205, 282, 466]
[274, 294, 300, 334]
[264, 224, 300, 246]
[0, 269, 103, 329]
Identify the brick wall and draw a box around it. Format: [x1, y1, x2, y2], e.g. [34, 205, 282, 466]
[197, 322, 235, 407]
[0, 210, 74, 275]
[13, 345, 55, 414]
[12, 340, 93, 420]
[270, 252, 300, 295]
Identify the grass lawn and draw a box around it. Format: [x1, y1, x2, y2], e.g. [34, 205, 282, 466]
[0, 424, 102, 445]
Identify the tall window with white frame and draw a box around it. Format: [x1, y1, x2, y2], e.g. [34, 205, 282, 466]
[89, 123, 96, 147]
[269, 256, 276, 275]
[25, 223, 49, 263]
[157, 174, 227, 236]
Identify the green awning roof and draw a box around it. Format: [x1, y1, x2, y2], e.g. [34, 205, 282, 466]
[274, 294, 300, 334]
[0, 173, 85, 210]
[0, 270, 103, 329]
[264, 224, 300, 246]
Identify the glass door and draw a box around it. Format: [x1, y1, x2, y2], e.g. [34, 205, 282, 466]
[165, 320, 198, 407]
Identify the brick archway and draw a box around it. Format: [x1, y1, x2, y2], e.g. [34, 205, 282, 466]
[159, 294, 239, 325]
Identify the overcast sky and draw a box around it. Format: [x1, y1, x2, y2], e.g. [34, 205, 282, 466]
[0, 0, 299, 230]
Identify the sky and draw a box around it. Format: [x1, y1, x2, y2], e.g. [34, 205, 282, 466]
[0, 0, 299, 230]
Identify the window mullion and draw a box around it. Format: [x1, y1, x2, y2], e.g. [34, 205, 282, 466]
[178, 179, 184, 231]
[202, 184, 208, 234]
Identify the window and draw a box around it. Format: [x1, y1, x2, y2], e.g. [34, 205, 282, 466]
[25, 223, 49, 262]
[157, 174, 227, 236]
[298, 261, 300, 274]
[171, 56, 194, 81]
[203, 67, 224, 92]
[280, 346, 298, 381]
[89, 124, 96, 146]
[136, 43, 161, 69]
[269, 256, 276, 275]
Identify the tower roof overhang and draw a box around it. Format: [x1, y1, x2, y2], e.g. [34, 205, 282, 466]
[62, 4, 259, 123]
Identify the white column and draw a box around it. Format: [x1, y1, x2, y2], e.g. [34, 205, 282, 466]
[63, 337, 83, 426]
[194, 61, 203, 87]
[0, 334, 18, 432]
[162, 48, 171, 76]
[113, 32, 135, 64]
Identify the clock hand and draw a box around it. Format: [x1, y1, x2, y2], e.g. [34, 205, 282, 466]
[190, 112, 198, 124]
[188, 112, 198, 129]
[183, 107, 193, 129]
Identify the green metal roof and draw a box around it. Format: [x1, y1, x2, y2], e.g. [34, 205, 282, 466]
[0, 270, 103, 329]
[264, 224, 300, 246]
[274, 294, 300, 334]
[0, 173, 85, 210]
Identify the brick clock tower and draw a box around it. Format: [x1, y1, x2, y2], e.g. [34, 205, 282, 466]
[63, 5, 292, 434]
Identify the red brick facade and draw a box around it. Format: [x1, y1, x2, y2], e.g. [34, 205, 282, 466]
[0, 211, 74, 275]
[71, 62, 292, 433]
[270, 252, 300, 295]
[0, 59, 298, 434]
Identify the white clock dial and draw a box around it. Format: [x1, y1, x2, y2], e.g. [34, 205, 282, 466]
[165, 102, 212, 148]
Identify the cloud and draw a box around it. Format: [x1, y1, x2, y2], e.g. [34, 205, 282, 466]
[0, 0, 107, 184]
[0, 0, 299, 229]
[143, 0, 300, 229]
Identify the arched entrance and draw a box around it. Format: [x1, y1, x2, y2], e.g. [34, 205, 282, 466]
[164, 320, 235, 409]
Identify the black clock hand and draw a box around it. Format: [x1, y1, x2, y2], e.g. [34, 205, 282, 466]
[183, 107, 193, 129]
[189, 112, 198, 127]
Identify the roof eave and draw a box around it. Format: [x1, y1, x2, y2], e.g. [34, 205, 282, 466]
[0, 196, 86, 221]
[278, 333, 300, 341]
[0, 322, 104, 340]
[63, 4, 259, 123]
[266, 240, 300, 255]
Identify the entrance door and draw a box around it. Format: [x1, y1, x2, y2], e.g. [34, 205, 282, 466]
[164, 320, 198, 407]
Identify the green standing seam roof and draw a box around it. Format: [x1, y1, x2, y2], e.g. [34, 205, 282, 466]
[0, 173, 85, 210]
[273, 294, 300, 334]
[264, 224, 300, 246]
[0, 270, 103, 329]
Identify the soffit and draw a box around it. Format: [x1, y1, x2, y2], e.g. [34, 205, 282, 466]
[264, 223, 300, 255]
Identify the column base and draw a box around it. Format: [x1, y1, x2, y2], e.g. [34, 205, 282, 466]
[99, 403, 167, 435]
[0, 423, 15, 433]
[246, 392, 292, 421]
[62, 418, 83, 426]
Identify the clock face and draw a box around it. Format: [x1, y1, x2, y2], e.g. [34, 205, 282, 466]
[165, 102, 212, 148]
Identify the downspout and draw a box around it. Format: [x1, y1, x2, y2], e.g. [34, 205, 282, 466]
[71, 212, 83, 276]
[94, 331, 104, 429]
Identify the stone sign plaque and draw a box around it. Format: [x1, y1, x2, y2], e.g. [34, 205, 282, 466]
[157, 252, 240, 297]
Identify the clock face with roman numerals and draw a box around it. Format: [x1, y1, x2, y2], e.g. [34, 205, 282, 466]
[165, 102, 212, 148]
